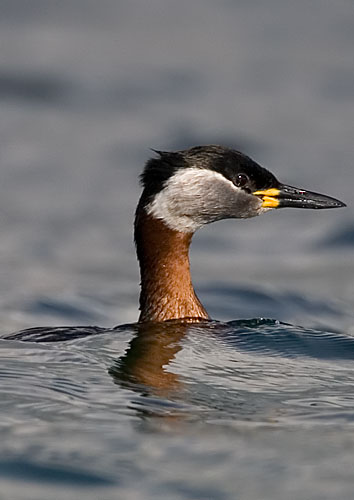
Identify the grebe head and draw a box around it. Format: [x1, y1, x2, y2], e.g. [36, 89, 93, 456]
[135, 145, 345, 323]
[139, 145, 345, 233]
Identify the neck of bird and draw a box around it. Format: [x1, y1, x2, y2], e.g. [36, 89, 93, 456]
[134, 205, 209, 322]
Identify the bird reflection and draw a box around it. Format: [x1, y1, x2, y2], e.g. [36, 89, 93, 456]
[109, 320, 193, 397]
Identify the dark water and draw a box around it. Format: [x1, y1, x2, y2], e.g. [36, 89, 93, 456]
[3, 318, 354, 499]
[0, 1, 354, 499]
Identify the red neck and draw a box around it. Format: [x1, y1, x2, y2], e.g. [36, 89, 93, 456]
[134, 207, 209, 322]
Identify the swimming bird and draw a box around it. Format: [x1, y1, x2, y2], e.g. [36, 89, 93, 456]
[5, 144, 346, 343]
[135, 145, 345, 323]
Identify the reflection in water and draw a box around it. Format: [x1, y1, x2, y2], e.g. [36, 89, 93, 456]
[109, 321, 191, 397]
[108, 317, 354, 425]
[4, 315, 354, 434]
[109, 321, 201, 427]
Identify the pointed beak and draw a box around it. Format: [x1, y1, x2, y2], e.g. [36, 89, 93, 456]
[253, 185, 346, 210]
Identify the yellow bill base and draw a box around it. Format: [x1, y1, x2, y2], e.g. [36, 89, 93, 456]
[252, 188, 280, 208]
[262, 196, 280, 208]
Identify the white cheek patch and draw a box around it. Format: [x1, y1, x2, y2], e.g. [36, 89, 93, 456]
[146, 168, 239, 233]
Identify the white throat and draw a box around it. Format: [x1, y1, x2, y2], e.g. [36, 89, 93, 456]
[146, 168, 241, 233]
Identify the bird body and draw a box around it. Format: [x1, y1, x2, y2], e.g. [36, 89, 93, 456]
[4, 144, 346, 341]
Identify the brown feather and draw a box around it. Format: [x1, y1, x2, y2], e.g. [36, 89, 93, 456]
[135, 208, 209, 322]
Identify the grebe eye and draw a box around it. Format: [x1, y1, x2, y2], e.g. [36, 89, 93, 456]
[235, 173, 249, 188]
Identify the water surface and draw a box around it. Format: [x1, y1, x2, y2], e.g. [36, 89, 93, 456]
[0, 1, 354, 499]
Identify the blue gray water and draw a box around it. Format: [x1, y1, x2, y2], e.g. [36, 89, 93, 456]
[0, 1, 354, 499]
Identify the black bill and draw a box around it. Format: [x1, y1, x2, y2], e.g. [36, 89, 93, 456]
[253, 185, 346, 210]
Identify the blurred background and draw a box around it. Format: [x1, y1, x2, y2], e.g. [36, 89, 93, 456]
[0, 2, 354, 500]
[0, 0, 353, 333]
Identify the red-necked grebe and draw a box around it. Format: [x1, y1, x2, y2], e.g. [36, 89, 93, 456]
[135, 145, 346, 323]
